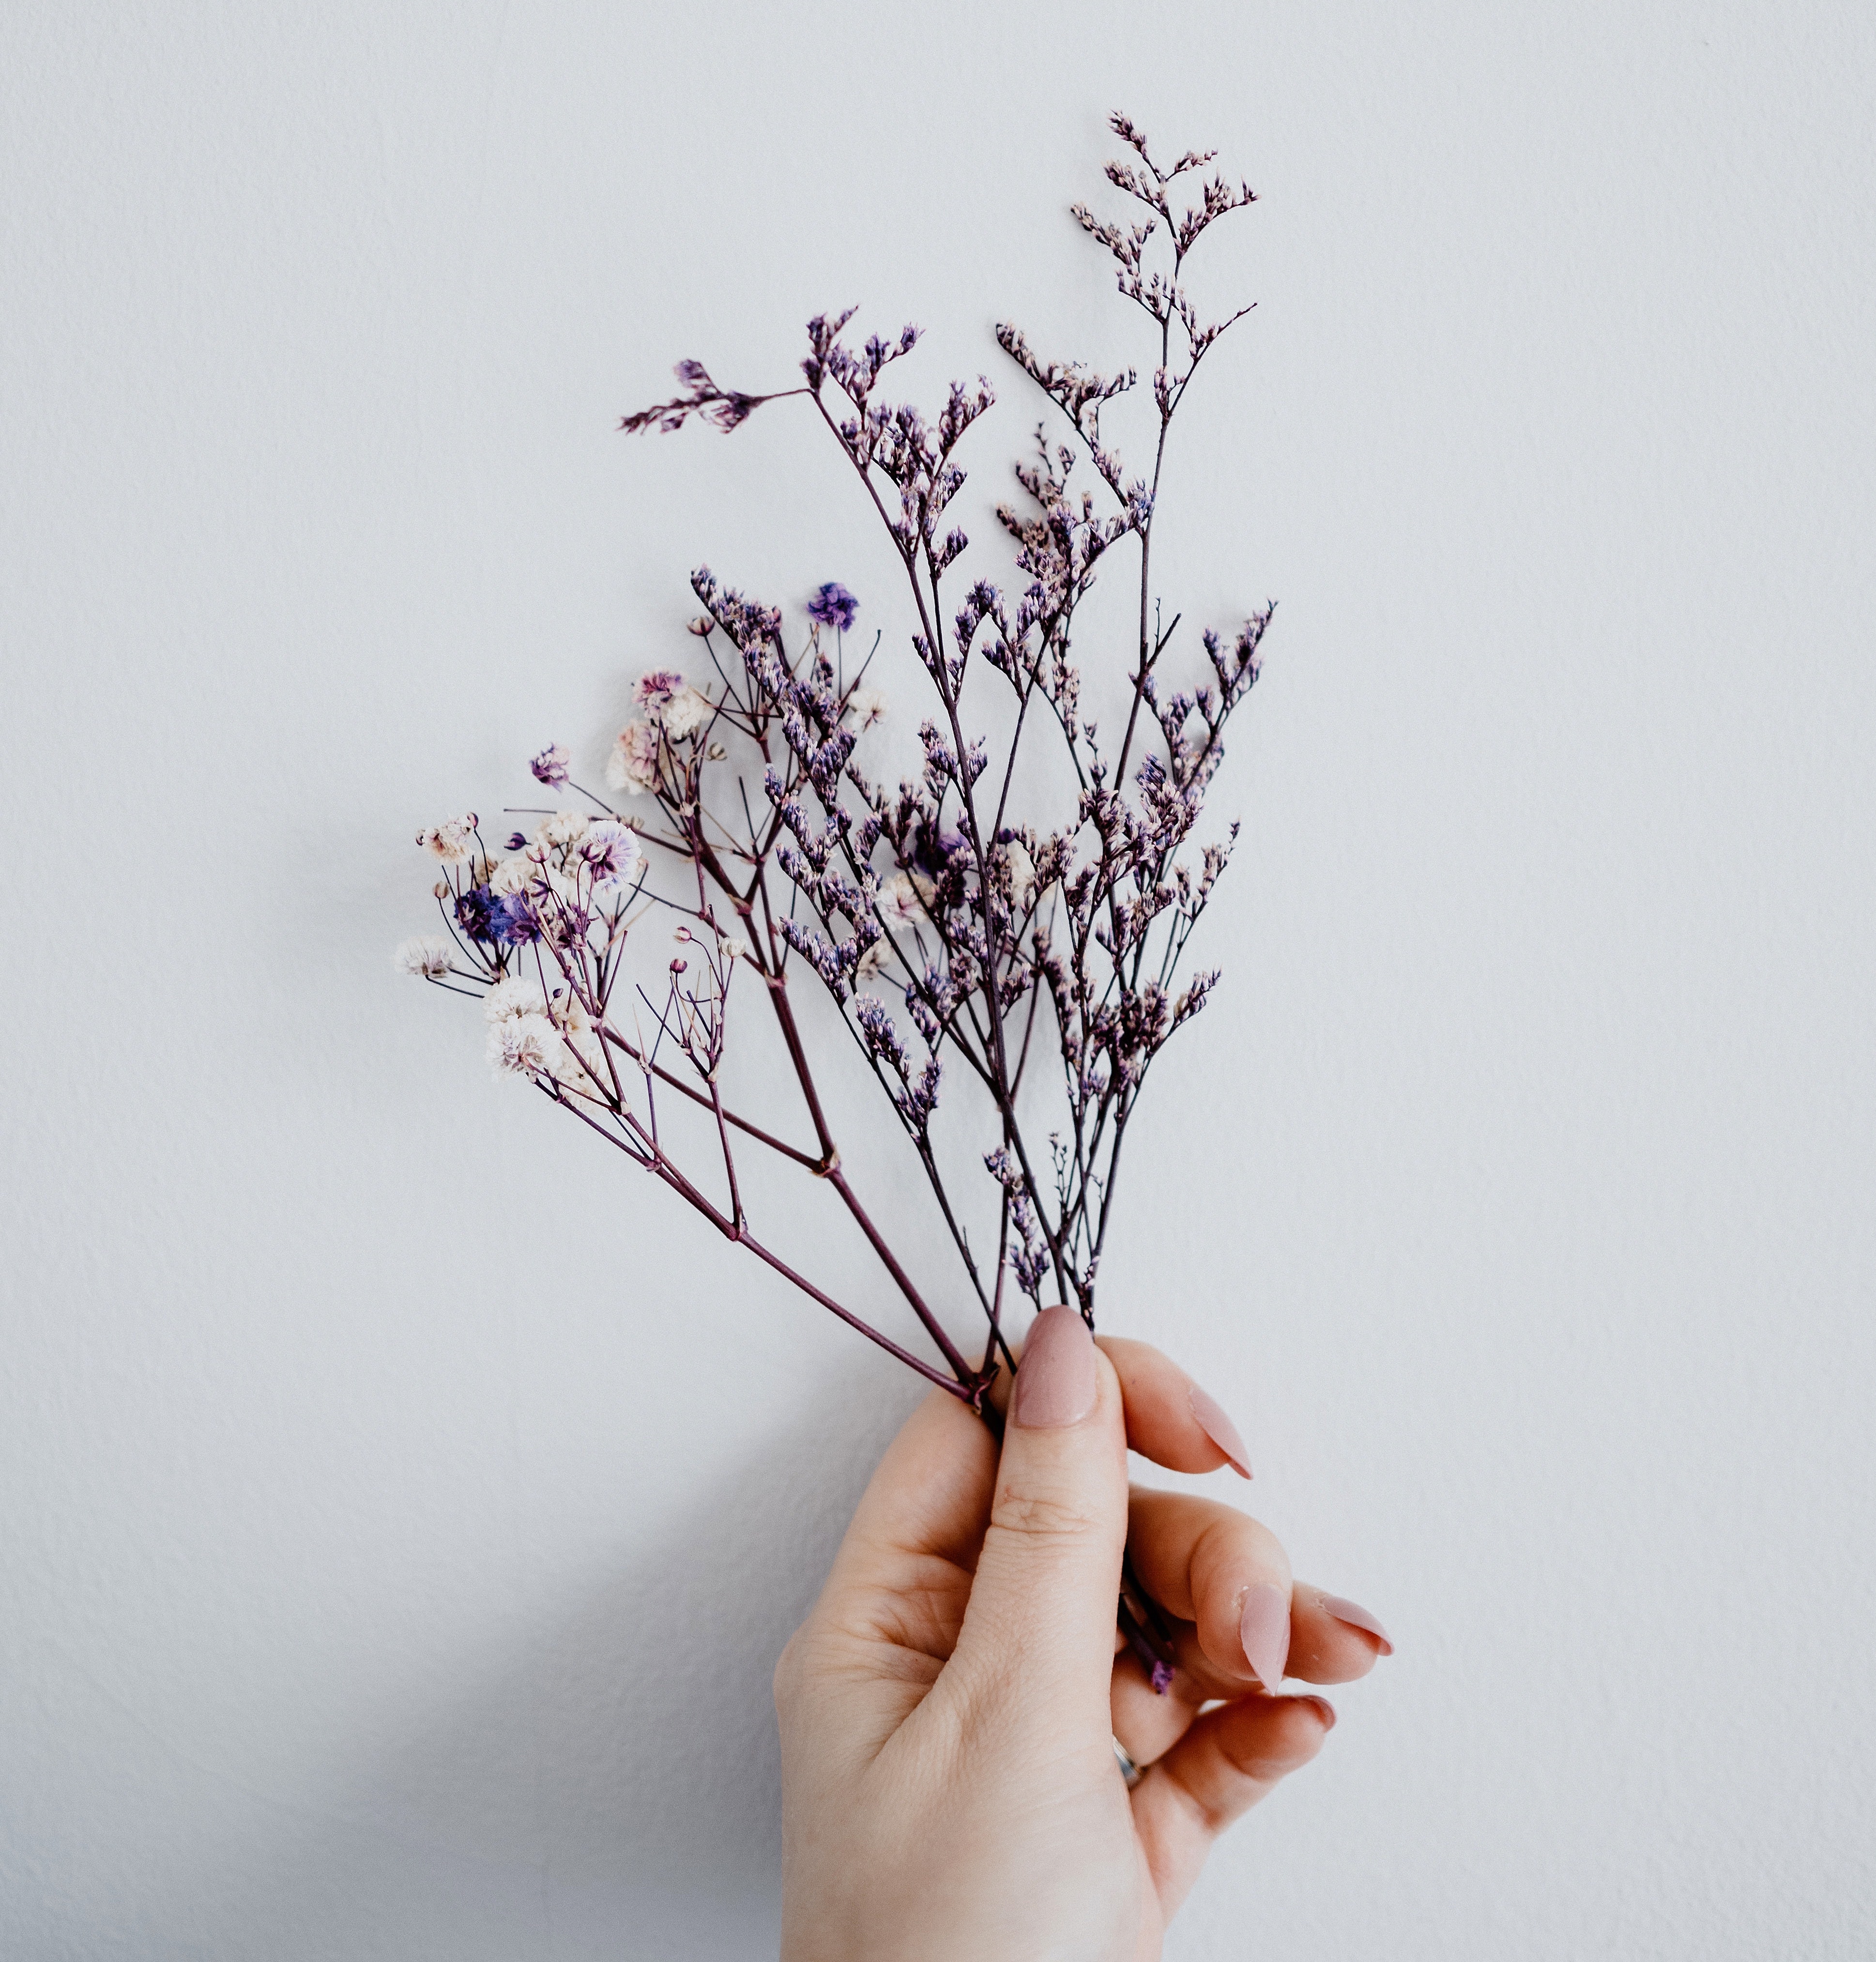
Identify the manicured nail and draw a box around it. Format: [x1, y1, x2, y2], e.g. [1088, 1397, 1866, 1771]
[1239, 1582, 1290, 1691]
[1012, 1305, 1098, 1429]
[1318, 1593, 1393, 1656]
[1294, 1694, 1337, 1731]
[1188, 1382, 1251, 1478]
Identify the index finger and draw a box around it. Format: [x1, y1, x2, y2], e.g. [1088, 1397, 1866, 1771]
[1098, 1335, 1252, 1479]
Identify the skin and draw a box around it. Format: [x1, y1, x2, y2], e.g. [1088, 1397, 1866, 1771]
[774, 1326, 1388, 1960]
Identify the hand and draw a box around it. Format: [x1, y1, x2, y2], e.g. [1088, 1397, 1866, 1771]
[773, 1307, 1392, 1961]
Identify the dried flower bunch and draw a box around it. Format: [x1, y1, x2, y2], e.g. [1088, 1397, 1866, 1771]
[397, 114, 1269, 1431]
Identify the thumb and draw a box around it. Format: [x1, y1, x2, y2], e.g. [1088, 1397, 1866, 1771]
[946, 1306, 1130, 1736]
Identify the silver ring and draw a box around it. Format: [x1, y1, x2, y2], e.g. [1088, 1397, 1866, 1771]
[1112, 1735, 1143, 1788]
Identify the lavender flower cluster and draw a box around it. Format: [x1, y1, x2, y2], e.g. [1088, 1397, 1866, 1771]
[397, 116, 1270, 1415]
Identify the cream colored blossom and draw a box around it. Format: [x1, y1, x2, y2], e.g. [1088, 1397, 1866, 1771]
[606, 720, 663, 795]
[483, 977, 548, 1023]
[486, 1012, 560, 1081]
[544, 988, 590, 1037]
[847, 686, 887, 730]
[392, 936, 453, 979]
[659, 686, 712, 740]
[418, 814, 477, 864]
[876, 873, 926, 927]
[536, 810, 590, 849]
[1003, 839, 1037, 910]
[488, 854, 535, 897]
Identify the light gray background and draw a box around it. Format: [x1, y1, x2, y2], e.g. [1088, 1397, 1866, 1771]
[4, 3, 1872, 1957]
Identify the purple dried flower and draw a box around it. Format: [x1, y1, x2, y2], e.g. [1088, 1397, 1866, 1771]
[491, 893, 540, 946]
[406, 112, 1267, 1524]
[530, 743, 570, 787]
[579, 818, 643, 888]
[454, 885, 503, 943]
[635, 670, 687, 711]
[806, 582, 859, 631]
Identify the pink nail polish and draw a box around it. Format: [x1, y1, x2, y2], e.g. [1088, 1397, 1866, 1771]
[1188, 1383, 1251, 1478]
[1318, 1593, 1393, 1656]
[1295, 1694, 1337, 1731]
[1238, 1582, 1290, 1691]
[1012, 1306, 1098, 1428]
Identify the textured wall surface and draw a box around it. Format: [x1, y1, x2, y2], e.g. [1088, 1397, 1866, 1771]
[4, 4, 1873, 1957]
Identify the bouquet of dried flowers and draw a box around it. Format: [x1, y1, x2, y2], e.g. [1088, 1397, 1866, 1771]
[396, 115, 1270, 1680]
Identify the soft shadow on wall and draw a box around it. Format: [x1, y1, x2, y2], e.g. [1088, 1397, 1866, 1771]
[145, 1363, 923, 1962]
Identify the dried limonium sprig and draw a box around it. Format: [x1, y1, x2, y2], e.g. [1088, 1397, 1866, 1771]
[396, 115, 1270, 1691]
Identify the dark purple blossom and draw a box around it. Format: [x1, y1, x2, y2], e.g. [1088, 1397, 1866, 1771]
[491, 894, 540, 946]
[454, 885, 503, 943]
[807, 582, 859, 631]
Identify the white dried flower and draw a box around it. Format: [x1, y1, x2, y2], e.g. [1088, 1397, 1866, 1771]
[717, 934, 748, 963]
[393, 936, 453, 979]
[536, 810, 590, 849]
[606, 720, 663, 795]
[483, 977, 548, 1023]
[487, 1012, 560, 1081]
[545, 987, 590, 1036]
[847, 686, 887, 729]
[488, 854, 535, 897]
[418, 814, 477, 864]
[876, 873, 926, 927]
[1004, 839, 1037, 910]
[659, 686, 713, 740]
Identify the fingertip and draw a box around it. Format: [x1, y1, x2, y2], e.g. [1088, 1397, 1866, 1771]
[1187, 1382, 1252, 1479]
[1098, 1336, 1252, 1477]
[1010, 1305, 1099, 1430]
[1285, 1585, 1393, 1682]
[1317, 1592, 1393, 1656]
[1243, 1690, 1334, 1772]
[1293, 1692, 1336, 1733]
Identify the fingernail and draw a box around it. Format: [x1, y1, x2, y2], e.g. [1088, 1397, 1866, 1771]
[1295, 1694, 1337, 1731]
[1012, 1305, 1098, 1429]
[1188, 1382, 1251, 1478]
[1318, 1593, 1393, 1656]
[1238, 1582, 1290, 1691]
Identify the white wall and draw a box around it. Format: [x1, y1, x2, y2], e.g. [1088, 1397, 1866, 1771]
[4, 3, 1873, 1957]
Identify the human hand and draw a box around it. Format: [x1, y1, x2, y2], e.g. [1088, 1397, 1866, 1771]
[773, 1306, 1392, 1961]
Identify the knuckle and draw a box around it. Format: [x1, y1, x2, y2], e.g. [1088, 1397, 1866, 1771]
[989, 1482, 1113, 1547]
